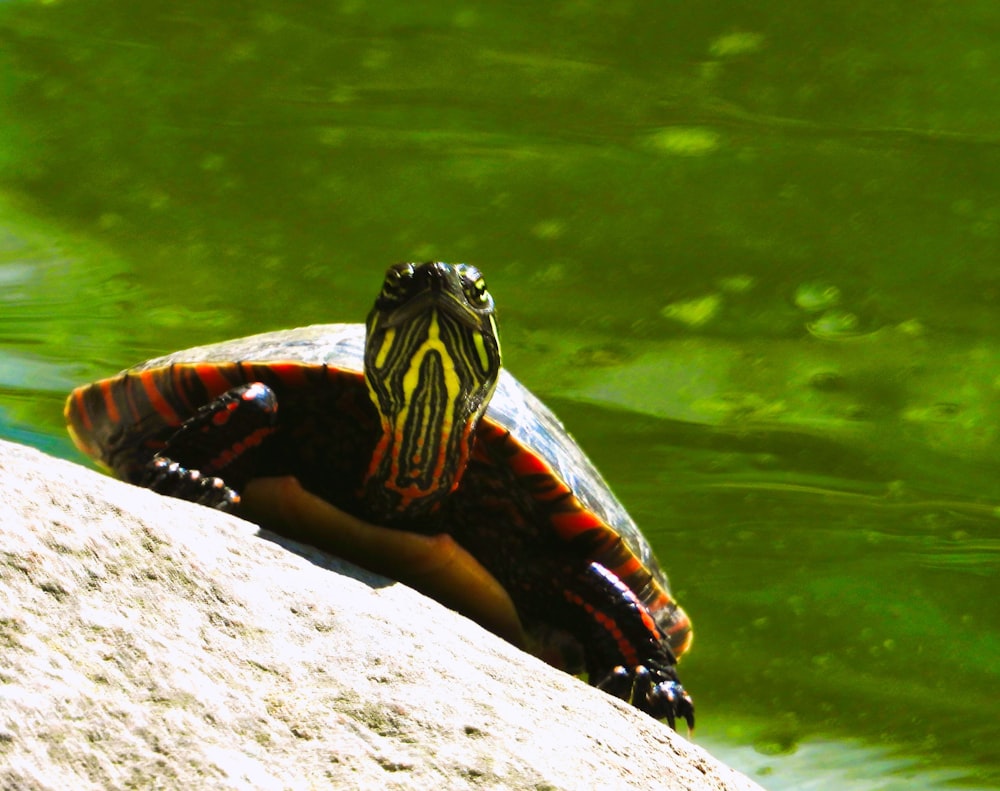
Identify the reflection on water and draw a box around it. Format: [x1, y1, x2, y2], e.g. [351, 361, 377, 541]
[711, 738, 998, 791]
[1, 0, 998, 787]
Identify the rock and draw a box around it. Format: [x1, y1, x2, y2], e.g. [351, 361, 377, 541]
[0, 440, 761, 790]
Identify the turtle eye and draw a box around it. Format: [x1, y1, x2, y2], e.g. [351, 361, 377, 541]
[381, 263, 415, 301]
[457, 265, 491, 308]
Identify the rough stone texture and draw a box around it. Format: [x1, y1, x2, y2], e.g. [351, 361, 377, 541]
[0, 439, 762, 791]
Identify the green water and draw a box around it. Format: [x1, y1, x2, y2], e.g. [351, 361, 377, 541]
[1, 3, 997, 788]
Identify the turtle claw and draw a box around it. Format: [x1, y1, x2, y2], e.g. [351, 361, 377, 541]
[597, 664, 694, 732]
[596, 664, 633, 698]
[141, 456, 240, 510]
[648, 677, 695, 733]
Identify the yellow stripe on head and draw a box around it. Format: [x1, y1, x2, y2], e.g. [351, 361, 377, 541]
[362, 262, 501, 519]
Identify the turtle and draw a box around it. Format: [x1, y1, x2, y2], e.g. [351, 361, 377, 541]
[66, 261, 694, 728]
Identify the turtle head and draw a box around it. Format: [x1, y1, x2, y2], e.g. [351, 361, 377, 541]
[362, 262, 501, 519]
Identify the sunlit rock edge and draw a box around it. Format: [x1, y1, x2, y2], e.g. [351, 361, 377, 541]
[0, 439, 761, 791]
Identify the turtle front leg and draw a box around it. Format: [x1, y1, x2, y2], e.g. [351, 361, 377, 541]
[566, 561, 694, 730]
[596, 663, 693, 731]
[140, 457, 240, 509]
[136, 382, 278, 510]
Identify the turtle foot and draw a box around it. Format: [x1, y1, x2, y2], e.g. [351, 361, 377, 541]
[140, 456, 240, 510]
[596, 664, 694, 732]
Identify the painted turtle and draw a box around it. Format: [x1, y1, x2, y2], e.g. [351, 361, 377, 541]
[66, 262, 694, 727]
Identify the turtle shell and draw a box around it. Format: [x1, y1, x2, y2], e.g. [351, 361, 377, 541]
[67, 323, 691, 660]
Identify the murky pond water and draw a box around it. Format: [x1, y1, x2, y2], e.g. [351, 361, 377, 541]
[1, 3, 997, 788]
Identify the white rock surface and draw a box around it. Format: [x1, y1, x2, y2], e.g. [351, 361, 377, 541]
[0, 439, 762, 790]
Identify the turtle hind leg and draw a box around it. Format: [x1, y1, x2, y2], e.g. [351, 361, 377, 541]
[138, 382, 279, 510]
[564, 561, 695, 730]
